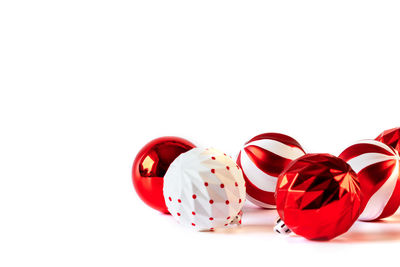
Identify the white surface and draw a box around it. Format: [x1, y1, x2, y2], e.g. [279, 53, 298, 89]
[0, 1, 400, 266]
[163, 148, 246, 230]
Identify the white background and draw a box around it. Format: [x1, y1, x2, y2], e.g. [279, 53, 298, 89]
[1, 0, 399, 266]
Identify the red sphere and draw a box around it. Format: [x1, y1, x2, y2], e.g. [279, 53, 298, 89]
[276, 154, 362, 240]
[132, 137, 195, 213]
[376, 127, 400, 153]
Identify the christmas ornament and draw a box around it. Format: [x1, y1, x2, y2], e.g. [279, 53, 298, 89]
[339, 140, 400, 221]
[376, 127, 400, 153]
[163, 148, 246, 231]
[275, 153, 361, 240]
[132, 136, 195, 213]
[237, 133, 306, 208]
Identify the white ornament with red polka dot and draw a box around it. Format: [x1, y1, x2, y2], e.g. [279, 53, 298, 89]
[163, 148, 246, 231]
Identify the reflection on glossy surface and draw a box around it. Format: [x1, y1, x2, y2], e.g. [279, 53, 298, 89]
[132, 136, 195, 213]
[376, 127, 400, 153]
[276, 153, 361, 241]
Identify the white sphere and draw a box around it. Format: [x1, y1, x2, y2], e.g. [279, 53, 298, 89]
[163, 148, 246, 231]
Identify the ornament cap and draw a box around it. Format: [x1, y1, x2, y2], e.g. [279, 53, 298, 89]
[274, 217, 292, 235]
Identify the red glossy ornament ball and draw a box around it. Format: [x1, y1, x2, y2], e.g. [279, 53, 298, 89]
[376, 127, 400, 153]
[132, 137, 195, 213]
[276, 153, 362, 240]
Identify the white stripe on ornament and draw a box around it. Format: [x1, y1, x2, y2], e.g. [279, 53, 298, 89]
[240, 149, 277, 192]
[359, 159, 399, 221]
[245, 139, 304, 160]
[347, 153, 395, 173]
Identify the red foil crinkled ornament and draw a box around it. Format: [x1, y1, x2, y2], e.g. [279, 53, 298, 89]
[237, 133, 306, 209]
[339, 140, 400, 221]
[276, 153, 361, 241]
[132, 137, 195, 213]
[376, 127, 400, 153]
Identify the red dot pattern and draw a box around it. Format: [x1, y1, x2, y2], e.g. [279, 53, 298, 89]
[167, 152, 245, 229]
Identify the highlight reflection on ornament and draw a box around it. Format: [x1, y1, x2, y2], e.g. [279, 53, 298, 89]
[132, 136, 195, 213]
[275, 153, 361, 240]
[376, 127, 400, 154]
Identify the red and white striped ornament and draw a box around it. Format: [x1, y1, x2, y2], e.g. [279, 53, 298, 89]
[339, 140, 400, 221]
[236, 133, 306, 208]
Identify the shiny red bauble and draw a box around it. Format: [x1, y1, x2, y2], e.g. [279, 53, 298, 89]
[276, 153, 362, 240]
[132, 137, 195, 213]
[376, 127, 400, 153]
